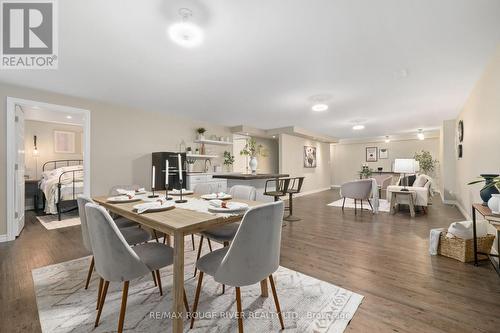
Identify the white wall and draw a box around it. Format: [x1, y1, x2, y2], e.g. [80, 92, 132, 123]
[439, 120, 457, 202]
[331, 137, 441, 186]
[279, 134, 331, 193]
[24, 120, 83, 179]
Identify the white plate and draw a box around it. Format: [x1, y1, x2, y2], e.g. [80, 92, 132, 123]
[201, 193, 232, 200]
[208, 202, 249, 212]
[106, 196, 141, 203]
[133, 201, 175, 213]
[170, 189, 194, 195]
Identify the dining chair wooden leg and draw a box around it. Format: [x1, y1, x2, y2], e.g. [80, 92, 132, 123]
[85, 256, 94, 290]
[183, 289, 190, 315]
[269, 274, 285, 329]
[221, 241, 230, 294]
[191, 234, 195, 250]
[194, 235, 204, 277]
[190, 271, 204, 329]
[96, 277, 103, 310]
[155, 270, 163, 296]
[152, 271, 157, 286]
[367, 199, 374, 212]
[207, 239, 213, 252]
[153, 230, 159, 243]
[117, 281, 129, 333]
[354, 199, 357, 215]
[162, 233, 167, 244]
[235, 287, 244, 333]
[95, 280, 109, 327]
[342, 197, 346, 211]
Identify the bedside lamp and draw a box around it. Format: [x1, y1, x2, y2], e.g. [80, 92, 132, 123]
[394, 159, 416, 191]
[33, 135, 40, 179]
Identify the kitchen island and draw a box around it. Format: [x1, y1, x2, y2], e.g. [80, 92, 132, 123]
[213, 173, 289, 202]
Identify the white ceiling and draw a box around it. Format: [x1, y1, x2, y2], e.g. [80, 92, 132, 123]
[23, 106, 85, 126]
[1, 0, 499, 138]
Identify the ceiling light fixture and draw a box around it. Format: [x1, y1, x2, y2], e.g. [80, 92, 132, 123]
[311, 103, 328, 112]
[384, 136, 390, 143]
[352, 125, 365, 130]
[66, 115, 72, 119]
[168, 8, 204, 48]
[417, 129, 425, 140]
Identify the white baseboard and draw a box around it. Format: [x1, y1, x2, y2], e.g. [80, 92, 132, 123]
[331, 184, 341, 189]
[0, 234, 10, 243]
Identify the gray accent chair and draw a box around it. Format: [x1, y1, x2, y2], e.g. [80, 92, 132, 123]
[193, 185, 257, 279]
[84, 203, 189, 333]
[340, 179, 374, 214]
[77, 196, 152, 292]
[190, 201, 285, 332]
[193, 183, 214, 195]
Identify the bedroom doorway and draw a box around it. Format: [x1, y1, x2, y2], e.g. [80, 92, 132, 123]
[6, 98, 91, 241]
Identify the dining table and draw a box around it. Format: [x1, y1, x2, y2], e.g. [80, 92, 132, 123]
[93, 192, 265, 332]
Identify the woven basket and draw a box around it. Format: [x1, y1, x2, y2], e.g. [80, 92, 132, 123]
[438, 233, 496, 263]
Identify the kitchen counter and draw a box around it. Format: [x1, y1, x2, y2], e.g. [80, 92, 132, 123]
[213, 173, 289, 180]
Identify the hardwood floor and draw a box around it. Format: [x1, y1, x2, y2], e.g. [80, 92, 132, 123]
[1, 189, 499, 332]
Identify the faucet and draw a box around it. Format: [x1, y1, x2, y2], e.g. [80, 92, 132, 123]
[204, 159, 212, 173]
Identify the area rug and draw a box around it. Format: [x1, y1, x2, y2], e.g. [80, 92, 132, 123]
[32, 238, 363, 333]
[328, 198, 391, 212]
[36, 210, 81, 230]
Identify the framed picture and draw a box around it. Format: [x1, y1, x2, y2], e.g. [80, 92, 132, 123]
[366, 147, 378, 162]
[379, 148, 388, 159]
[304, 146, 317, 168]
[54, 130, 75, 153]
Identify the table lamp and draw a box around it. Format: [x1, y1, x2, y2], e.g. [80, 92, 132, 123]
[394, 159, 416, 191]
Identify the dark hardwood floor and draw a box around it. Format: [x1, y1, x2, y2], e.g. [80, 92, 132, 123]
[1, 189, 499, 332]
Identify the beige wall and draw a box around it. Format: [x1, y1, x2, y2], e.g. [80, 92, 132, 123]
[455, 45, 500, 217]
[439, 120, 457, 202]
[279, 134, 331, 193]
[24, 120, 83, 179]
[331, 137, 441, 186]
[0, 82, 232, 235]
[231, 135, 278, 174]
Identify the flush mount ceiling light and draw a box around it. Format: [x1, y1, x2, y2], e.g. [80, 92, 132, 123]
[384, 136, 390, 143]
[417, 129, 425, 140]
[168, 8, 203, 48]
[311, 103, 328, 112]
[352, 125, 365, 130]
[66, 115, 72, 119]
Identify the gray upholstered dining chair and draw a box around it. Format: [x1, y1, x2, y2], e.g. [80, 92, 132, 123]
[340, 179, 374, 214]
[84, 203, 189, 333]
[77, 196, 152, 295]
[193, 185, 257, 280]
[190, 201, 285, 332]
[193, 183, 214, 195]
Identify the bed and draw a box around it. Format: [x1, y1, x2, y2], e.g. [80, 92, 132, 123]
[40, 160, 84, 220]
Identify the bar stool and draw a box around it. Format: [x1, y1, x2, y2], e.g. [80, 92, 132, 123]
[284, 177, 304, 222]
[263, 177, 290, 202]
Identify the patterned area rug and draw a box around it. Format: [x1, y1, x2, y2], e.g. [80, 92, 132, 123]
[36, 210, 81, 230]
[32, 238, 363, 333]
[328, 198, 391, 212]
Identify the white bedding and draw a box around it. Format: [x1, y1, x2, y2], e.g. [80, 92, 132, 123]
[40, 165, 84, 214]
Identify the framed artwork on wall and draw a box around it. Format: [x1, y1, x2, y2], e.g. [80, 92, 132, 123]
[366, 147, 378, 162]
[379, 148, 388, 159]
[304, 146, 317, 168]
[54, 130, 76, 153]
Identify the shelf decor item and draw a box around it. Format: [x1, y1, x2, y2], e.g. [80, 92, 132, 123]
[240, 138, 267, 174]
[359, 164, 373, 178]
[223, 150, 235, 172]
[468, 174, 500, 206]
[196, 127, 206, 141]
[488, 194, 500, 214]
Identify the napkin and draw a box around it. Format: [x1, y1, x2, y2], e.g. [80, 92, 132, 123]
[136, 199, 166, 213]
[209, 200, 224, 207]
[116, 189, 136, 198]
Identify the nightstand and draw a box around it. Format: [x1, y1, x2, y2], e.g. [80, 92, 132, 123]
[25, 179, 41, 211]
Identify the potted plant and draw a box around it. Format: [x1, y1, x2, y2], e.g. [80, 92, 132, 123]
[196, 128, 206, 141]
[414, 150, 438, 175]
[240, 138, 267, 174]
[223, 151, 235, 172]
[468, 175, 500, 206]
[194, 148, 200, 155]
[359, 164, 373, 178]
[186, 159, 195, 173]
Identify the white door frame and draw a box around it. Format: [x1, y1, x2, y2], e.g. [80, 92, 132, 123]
[5, 97, 91, 241]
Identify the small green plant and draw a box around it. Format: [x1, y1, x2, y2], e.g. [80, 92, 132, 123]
[414, 150, 438, 174]
[359, 165, 373, 178]
[240, 138, 267, 158]
[196, 127, 206, 134]
[223, 151, 235, 166]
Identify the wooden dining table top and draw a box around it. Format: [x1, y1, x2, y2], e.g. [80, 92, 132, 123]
[93, 193, 262, 235]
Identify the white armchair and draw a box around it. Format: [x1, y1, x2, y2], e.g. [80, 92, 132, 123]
[387, 174, 433, 207]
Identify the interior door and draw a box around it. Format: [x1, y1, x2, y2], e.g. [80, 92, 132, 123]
[14, 104, 25, 236]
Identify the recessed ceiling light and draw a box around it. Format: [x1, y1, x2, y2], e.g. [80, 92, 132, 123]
[417, 129, 425, 140]
[66, 115, 72, 119]
[272, 135, 276, 138]
[168, 8, 203, 48]
[311, 103, 328, 112]
[384, 136, 390, 143]
[352, 125, 365, 130]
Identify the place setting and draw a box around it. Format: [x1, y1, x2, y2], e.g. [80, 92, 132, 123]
[200, 192, 232, 200]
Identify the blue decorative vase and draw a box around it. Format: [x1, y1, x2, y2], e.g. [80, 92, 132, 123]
[479, 174, 499, 206]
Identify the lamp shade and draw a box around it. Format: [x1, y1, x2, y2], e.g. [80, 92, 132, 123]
[394, 159, 416, 174]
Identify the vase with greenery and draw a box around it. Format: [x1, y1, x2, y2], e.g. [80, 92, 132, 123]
[468, 174, 500, 206]
[186, 159, 195, 173]
[223, 151, 235, 172]
[359, 164, 373, 178]
[196, 127, 206, 140]
[414, 150, 438, 174]
[240, 138, 267, 174]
